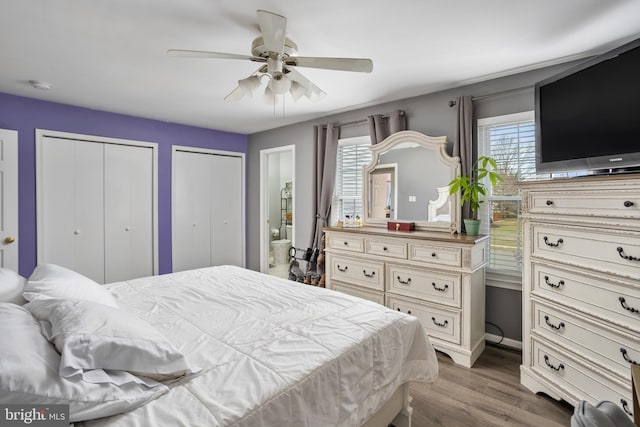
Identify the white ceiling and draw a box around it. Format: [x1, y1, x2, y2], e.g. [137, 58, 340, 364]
[1, 0, 639, 135]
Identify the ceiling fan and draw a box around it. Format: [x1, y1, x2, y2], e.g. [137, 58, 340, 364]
[167, 9, 373, 102]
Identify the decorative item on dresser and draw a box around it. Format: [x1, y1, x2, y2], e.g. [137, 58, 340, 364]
[324, 226, 488, 368]
[520, 173, 640, 422]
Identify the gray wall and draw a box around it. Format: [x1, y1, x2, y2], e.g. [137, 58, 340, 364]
[247, 59, 583, 343]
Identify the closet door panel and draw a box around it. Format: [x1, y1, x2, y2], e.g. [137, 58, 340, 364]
[40, 138, 76, 270]
[210, 154, 243, 267]
[72, 141, 104, 283]
[40, 138, 104, 283]
[104, 144, 154, 283]
[173, 151, 212, 272]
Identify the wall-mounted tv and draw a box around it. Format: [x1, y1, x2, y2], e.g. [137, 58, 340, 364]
[535, 37, 640, 174]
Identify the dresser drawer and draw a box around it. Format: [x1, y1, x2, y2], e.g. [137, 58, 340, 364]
[531, 339, 633, 418]
[326, 233, 364, 253]
[532, 262, 640, 330]
[387, 296, 460, 344]
[365, 237, 407, 259]
[408, 243, 462, 268]
[387, 264, 461, 308]
[527, 190, 640, 219]
[331, 282, 385, 305]
[329, 254, 384, 291]
[531, 223, 640, 280]
[533, 300, 640, 381]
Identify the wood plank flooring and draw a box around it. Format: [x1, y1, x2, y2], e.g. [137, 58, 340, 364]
[409, 345, 574, 427]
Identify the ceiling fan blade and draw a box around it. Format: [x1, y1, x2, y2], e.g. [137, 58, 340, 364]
[285, 67, 326, 102]
[285, 56, 373, 73]
[224, 86, 245, 102]
[167, 49, 266, 62]
[256, 10, 287, 55]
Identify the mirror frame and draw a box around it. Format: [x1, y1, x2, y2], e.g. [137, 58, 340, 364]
[362, 130, 461, 234]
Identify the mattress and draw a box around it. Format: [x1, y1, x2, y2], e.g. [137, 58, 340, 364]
[78, 265, 438, 427]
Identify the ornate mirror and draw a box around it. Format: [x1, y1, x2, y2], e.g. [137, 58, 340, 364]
[362, 131, 461, 233]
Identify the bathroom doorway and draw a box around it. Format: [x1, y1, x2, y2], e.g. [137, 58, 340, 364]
[260, 145, 295, 279]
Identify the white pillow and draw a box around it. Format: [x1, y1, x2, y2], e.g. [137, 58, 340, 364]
[0, 303, 168, 422]
[0, 268, 27, 305]
[25, 298, 198, 382]
[24, 263, 118, 307]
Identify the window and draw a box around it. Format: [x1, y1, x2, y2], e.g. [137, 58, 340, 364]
[478, 112, 589, 288]
[331, 136, 372, 225]
[477, 112, 539, 278]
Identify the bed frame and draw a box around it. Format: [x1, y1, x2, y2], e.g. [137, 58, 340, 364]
[362, 383, 412, 427]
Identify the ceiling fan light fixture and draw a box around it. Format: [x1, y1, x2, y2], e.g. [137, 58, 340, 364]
[238, 75, 261, 97]
[269, 73, 291, 95]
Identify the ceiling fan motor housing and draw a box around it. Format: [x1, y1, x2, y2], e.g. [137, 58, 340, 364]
[251, 36, 298, 59]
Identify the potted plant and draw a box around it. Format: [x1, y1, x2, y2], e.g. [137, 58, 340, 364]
[448, 156, 503, 236]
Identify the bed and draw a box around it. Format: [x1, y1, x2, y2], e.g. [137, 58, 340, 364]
[0, 265, 438, 427]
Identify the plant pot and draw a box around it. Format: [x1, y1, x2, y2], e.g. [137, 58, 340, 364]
[464, 219, 481, 236]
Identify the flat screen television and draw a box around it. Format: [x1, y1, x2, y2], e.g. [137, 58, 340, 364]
[535, 37, 640, 174]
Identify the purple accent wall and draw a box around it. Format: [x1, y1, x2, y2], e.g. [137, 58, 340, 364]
[0, 92, 247, 277]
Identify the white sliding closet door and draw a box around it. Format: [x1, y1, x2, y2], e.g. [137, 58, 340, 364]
[40, 138, 104, 283]
[172, 149, 244, 272]
[173, 151, 212, 271]
[104, 144, 154, 283]
[210, 154, 243, 266]
[38, 132, 157, 284]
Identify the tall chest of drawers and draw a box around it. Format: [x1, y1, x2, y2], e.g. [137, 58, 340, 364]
[323, 226, 488, 368]
[520, 174, 640, 419]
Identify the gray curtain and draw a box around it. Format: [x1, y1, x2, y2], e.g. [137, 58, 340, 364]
[367, 110, 407, 144]
[309, 123, 339, 256]
[453, 96, 474, 221]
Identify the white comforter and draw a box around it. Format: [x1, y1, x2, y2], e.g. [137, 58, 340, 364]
[79, 266, 438, 427]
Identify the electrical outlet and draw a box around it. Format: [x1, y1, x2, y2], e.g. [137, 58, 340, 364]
[409, 196, 416, 202]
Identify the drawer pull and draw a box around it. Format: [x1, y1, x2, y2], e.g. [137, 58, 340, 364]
[621, 399, 633, 417]
[383, 246, 388, 251]
[431, 252, 437, 258]
[624, 200, 635, 207]
[543, 236, 563, 247]
[544, 315, 565, 331]
[343, 241, 349, 246]
[617, 246, 639, 262]
[619, 297, 639, 314]
[396, 308, 412, 315]
[431, 317, 448, 328]
[620, 348, 639, 366]
[546, 200, 554, 206]
[544, 276, 565, 289]
[362, 270, 376, 278]
[397, 276, 412, 285]
[432, 282, 449, 292]
[543, 355, 564, 372]
[337, 265, 348, 273]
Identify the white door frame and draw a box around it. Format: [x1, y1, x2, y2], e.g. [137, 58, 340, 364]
[0, 129, 19, 271]
[35, 129, 159, 276]
[259, 145, 295, 273]
[171, 146, 246, 270]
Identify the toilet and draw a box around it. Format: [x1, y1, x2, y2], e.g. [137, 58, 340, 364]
[271, 239, 291, 265]
[271, 225, 293, 265]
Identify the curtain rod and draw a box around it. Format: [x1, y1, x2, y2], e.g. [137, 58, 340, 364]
[326, 110, 405, 128]
[448, 85, 533, 107]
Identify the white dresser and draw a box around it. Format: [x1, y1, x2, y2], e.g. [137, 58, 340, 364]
[520, 174, 640, 419]
[323, 226, 488, 368]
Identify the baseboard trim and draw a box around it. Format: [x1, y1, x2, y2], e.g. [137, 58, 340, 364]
[485, 333, 522, 351]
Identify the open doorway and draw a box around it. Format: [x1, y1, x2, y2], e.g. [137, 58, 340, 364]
[260, 145, 295, 279]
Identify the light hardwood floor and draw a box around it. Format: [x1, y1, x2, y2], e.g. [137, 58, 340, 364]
[409, 344, 574, 427]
